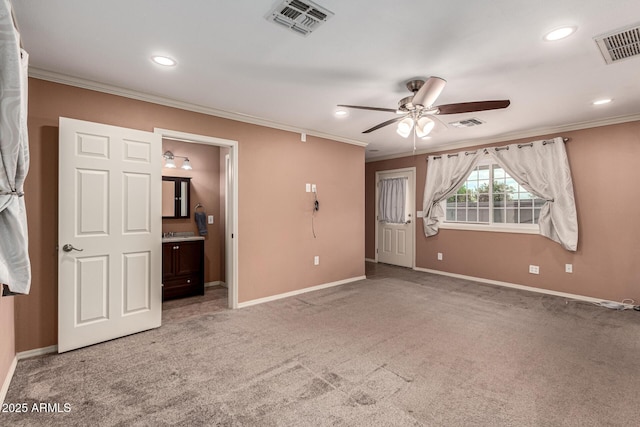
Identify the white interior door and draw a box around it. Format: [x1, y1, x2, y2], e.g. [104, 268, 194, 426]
[376, 168, 415, 268]
[225, 154, 235, 308]
[58, 117, 162, 353]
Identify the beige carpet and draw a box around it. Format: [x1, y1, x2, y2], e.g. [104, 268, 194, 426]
[4, 264, 640, 426]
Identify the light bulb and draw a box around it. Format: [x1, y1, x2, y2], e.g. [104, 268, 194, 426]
[416, 117, 435, 138]
[396, 117, 414, 138]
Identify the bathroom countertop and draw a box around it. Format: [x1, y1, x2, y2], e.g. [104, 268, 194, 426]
[162, 235, 205, 243]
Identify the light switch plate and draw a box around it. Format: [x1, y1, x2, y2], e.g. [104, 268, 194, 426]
[208, 215, 214, 224]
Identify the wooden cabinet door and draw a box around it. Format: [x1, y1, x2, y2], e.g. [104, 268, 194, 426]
[162, 243, 176, 279]
[175, 241, 203, 276]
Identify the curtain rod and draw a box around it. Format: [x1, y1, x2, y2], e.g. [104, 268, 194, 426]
[427, 137, 570, 160]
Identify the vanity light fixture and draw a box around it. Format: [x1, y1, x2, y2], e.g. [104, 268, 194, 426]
[163, 151, 192, 170]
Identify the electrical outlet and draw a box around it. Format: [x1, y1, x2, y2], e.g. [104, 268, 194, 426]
[529, 265, 540, 275]
[565, 263, 573, 273]
[306, 183, 311, 192]
[207, 215, 214, 224]
[437, 252, 443, 261]
[312, 184, 317, 193]
[314, 256, 319, 266]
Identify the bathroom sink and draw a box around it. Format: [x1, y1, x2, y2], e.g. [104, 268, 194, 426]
[162, 232, 204, 242]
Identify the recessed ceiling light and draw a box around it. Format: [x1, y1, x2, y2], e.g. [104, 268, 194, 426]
[544, 26, 577, 41]
[152, 55, 177, 66]
[334, 108, 349, 118]
[593, 98, 612, 105]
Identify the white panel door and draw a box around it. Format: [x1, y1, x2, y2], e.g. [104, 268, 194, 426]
[58, 117, 162, 353]
[377, 168, 415, 268]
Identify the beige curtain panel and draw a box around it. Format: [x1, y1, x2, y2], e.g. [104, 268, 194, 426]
[0, 0, 31, 294]
[378, 177, 407, 224]
[489, 137, 578, 251]
[422, 151, 481, 236]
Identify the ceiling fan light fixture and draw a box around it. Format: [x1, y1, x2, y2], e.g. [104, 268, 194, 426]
[415, 116, 435, 138]
[396, 117, 414, 138]
[544, 26, 577, 41]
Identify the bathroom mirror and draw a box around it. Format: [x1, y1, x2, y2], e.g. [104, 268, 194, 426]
[162, 176, 191, 218]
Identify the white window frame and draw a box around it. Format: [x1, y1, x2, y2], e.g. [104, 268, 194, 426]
[438, 157, 540, 235]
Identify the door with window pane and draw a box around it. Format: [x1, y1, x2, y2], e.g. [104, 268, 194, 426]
[376, 168, 415, 268]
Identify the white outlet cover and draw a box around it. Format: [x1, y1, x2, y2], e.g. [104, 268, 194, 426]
[565, 264, 573, 273]
[529, 265, 540, 274]
[306, 183, 311, 192]
[312, 184, 317, 193]
[208, 215, 214, 224]
[314, 256, 319, 265]
[437, 252, 443, 260]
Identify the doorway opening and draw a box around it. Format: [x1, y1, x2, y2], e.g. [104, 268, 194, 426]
[154, 128, 239, 309]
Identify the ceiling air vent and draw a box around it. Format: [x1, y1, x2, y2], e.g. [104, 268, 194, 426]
[266, 0, 334, 37]
[449, 118, 484, 128]
[594, 23, 640, 64]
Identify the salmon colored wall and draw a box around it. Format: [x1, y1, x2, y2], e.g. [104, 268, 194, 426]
[0, 295, 15, 396]
[366, 121, 640, 303]
[161, 140, 222, 284]
[17, 78, 365, 352]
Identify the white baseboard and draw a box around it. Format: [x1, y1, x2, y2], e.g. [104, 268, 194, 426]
[413, 267, 626, 307]
[205, 281, 224, 288]
[1, 345, 60, 404]
[17, 345, 58, 360]
[0, 356, 17, 405]
[365, 258, 376, 263]
[238, 276, 367, 308]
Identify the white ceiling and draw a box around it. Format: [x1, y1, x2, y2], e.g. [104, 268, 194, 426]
[12, 0, 640, 159]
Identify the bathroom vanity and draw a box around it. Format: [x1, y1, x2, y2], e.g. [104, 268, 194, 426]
[162, 235, 204, 300]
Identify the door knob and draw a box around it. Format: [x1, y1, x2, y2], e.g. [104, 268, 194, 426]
[62, 244, 84, 252]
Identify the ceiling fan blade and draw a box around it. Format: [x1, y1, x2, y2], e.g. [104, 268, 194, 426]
[337, 104, 397, 113]
[435, 100, 511, 115]
[411, 77, 447, 108]
[363, 115, 407, 133]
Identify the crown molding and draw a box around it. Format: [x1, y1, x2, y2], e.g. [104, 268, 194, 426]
[365, 113, 640, 162]
[28, 68, 369, 148]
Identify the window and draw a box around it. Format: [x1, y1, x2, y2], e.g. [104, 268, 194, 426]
[441, 160, 545, 232]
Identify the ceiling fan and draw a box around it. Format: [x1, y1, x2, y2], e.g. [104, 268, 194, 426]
[338, 77, 510, 139]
